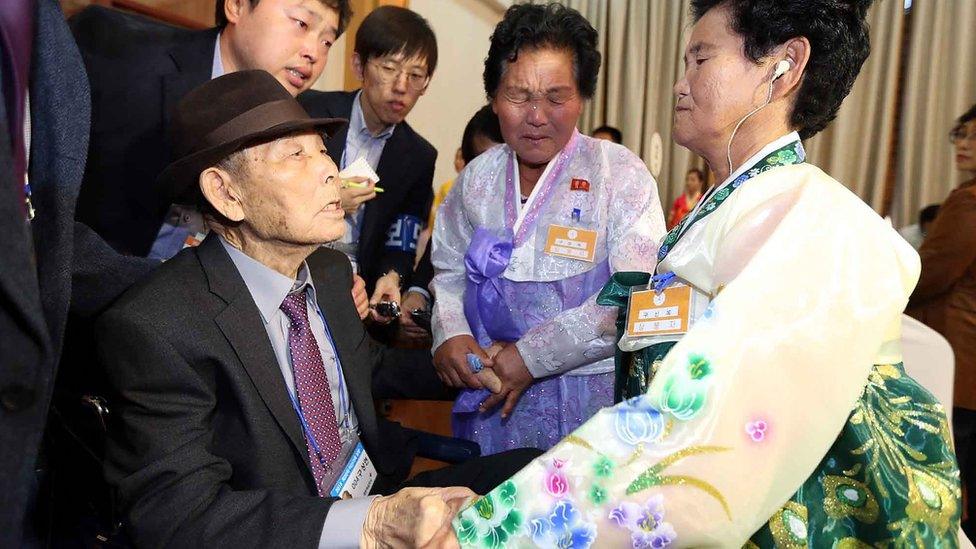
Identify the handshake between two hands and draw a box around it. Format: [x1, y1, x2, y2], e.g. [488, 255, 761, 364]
[362, 486, 477, 549]
[432, 335, 535, 419]
[358, 337, 536, 547]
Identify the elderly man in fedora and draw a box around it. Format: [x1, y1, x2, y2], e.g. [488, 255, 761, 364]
[95, 70, 538, 548]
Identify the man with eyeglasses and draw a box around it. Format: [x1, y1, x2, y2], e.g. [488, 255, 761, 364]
[299, 6, 438, 327]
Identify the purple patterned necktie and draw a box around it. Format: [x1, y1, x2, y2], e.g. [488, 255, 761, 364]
[280, 289, 343, 496]
[0, 0, 34, 217]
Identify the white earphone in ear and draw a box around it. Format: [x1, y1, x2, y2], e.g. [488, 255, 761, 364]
[773, 59, 791, 80]
[727, 58, 793, 175]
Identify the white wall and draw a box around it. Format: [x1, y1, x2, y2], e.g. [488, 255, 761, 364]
[312, 32, 347, 92]
[406, 0, 504, 190]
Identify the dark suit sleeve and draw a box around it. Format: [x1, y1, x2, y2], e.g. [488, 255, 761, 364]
[911, 190, 976, 303]
[70, 222, 157, 317]
[379, 148, 436, 288]
[296, 90, 338, 118]
[98, 308, 330, 549]
[410, 243, 434, 293]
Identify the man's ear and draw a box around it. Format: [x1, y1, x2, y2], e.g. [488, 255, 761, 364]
[223, 0, 248, 25]
[351, 52, 365, 83]
[199, 167, 246, 222]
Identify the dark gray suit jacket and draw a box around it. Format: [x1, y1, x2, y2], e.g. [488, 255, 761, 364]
[0, 1, 155, 545]
[99, 236, 415, 547]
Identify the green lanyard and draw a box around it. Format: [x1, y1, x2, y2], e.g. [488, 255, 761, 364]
[657, 139, 805, 263]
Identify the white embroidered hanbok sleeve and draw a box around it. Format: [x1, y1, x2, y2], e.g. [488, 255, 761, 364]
[430, 163, 479, 351]
[454, 166, 920, 547]
[517, 158, 665, 378]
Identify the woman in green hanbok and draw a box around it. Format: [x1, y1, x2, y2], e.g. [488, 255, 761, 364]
[452, 0, 961, 547]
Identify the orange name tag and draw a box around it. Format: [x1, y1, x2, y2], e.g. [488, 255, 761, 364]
[626, 284, 693, 337]
[544, 225, 597, 262]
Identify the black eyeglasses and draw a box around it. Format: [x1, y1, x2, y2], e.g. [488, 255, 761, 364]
[368, 60, 430, 91]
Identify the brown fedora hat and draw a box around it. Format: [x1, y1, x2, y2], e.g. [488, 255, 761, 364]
[157, 70, 346, 205]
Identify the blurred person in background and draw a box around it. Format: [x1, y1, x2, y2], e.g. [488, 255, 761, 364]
[909, 103, 976, 539]
[428, 105, 504, 232]
[591, 124, 622, 144]
[898, 203, 940, 250]
[667, 167, 706, 229]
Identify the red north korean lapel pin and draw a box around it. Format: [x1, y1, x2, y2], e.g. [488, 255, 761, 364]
[570, 178, 590, 192]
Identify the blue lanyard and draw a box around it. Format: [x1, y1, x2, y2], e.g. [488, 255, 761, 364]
[288, 390, 331, 470]
[312, 303, 351, 430]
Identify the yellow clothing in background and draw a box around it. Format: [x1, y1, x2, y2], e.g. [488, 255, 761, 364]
[428, 179, 455, 229]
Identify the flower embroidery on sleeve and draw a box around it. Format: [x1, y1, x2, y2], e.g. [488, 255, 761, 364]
[656, 354, 713, 420]
[614, 395, 668, 448]
[456, 481, 523, 548]
[544, 458, 570, 497]
[609, 495, 677, 548]
[529, 500, 597, 549]
[745, 419, 769, 443]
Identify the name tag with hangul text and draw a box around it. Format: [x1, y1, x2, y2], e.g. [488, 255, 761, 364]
[544, 224, 597, 262]
[625, 282, 707, 338]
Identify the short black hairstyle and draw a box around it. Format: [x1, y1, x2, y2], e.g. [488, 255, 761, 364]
[687, 168, 706, 182]
[484, 3, 601, 100]
[954, 104, 976, 131]
[591, 125, 622, 143]
[355, 6, 438, 75]
[215, 0, 352, 37]
[919, 204, 941, 226]
[690, 0, 873, 140]
[460, 105, 503, 164]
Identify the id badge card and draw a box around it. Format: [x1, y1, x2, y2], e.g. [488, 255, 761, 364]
[544, 224, 597, 262]
[328, 441, 377, 499]
[625, 282, 709, 338]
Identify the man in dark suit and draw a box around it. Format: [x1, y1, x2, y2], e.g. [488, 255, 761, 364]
[0, 0, 157, 546]
[99, 71, 536, 547]
[70, 0, 352, 258]
[298, 6, 438, 318]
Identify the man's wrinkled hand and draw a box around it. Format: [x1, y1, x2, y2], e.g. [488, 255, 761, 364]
[360, 486, 476, 548]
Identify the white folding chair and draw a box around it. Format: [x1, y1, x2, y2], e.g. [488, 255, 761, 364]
[900, 314, 973, 547]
